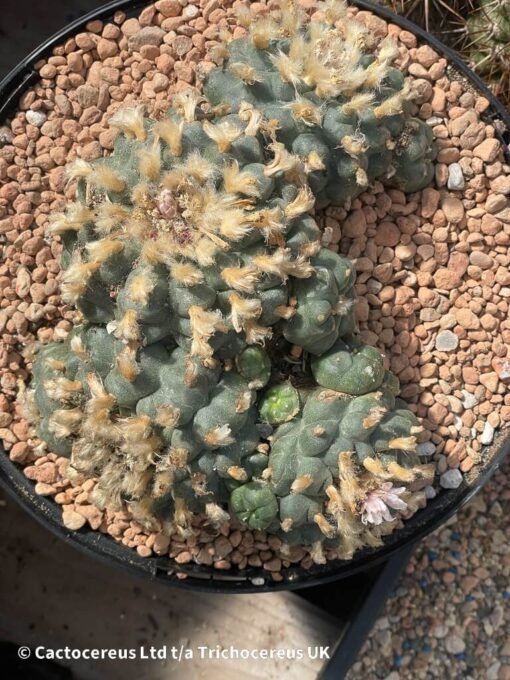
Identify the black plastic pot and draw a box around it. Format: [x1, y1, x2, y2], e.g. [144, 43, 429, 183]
[0, 0, 509, 593]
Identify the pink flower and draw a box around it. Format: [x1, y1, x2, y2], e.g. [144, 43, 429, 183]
[157, 189, 179, 219]
[360, 483, 407, 526]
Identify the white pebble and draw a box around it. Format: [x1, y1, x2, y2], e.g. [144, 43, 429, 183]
[425, 485, 437, 499]
[480, 421, 495, 446]
[183, 4, 200, 18]
[426, 116, 444, 126]
[462, 390, 478, 409]
[445, 633, 466, 654]
[250, 576, 265, 586]
[453, 415, 463, 431]
[440, 469, 463, 489]
[447, 163, 465, 191]
[417, 441, 435, 457]
[435, 330, 459, 351]
[26, 109, 47, 127]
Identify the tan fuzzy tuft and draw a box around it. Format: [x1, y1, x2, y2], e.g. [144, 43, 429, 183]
[320, 0, 348, 24]
[235, 390, 253, 414]
[274, 305, 296, 320]
[107, 309, 140, 343]
[173, 89, 204, 123]
[138, 144, 161, 181]
[244, 319, 272, 345]
[362, 456, 388, 479]
[44, 378, 82, 403]
[341, 133, 368, 157]
[305, 150, 326, 173]
[66, 159, 92, 183]
[223, 161, 260, 197]
[86, 238, 124, 265]
[247, 206, 285, 242]
[270, 50, 303, 86]
[387, 436, 417, 452]
[45, 358, 65, 372]
[228, 293, 262, 333]
[169, 151, 218, 185]
[314, 512, 337, 539]
[338, 451, 364, 512]
[278, 0, 305, 36]
[374, 82, 414, 118]
[91, 165, 126, 193]
[48, 203, 94, 235]
[218, 208, 251, 242]
[238, 102, 264, 137]
[203, 119, 243, 153]
[310, 541, 327, 565]
[234, 4, 252, 28]
[95, 203, 131, 235]
[228, 62, 262, 85]
[154, 117, 184, 156]
[116, 346, 140, 382]
[109, 105, 146, 141]
[264, 142, 303, 178]
[70, 336, 89, 360]
[189, 305, 228, 362]
[227, 466, 248, 482]
[61, 259, 101, 303]
[341, 93, 376, 116]
[221, 266, 259, 294]
[205, 424, 235, 447]
[356, 167, 368, 187]
[48, 408, 83, 438]
[249, 17, 280, 49]
[362, 405, 387, 429]
[155, 405, 181, 428]
[386, 461, 416, 483]
[281, 517, 294, 532]
[205, 502, 230, 524]
[378, 36, 400, 64]
[170, 262, 204, 286]
[287, 97, 323, 127]
[364, 60, 388, 90]
[284, 185, 315, 219]
[127, 270, 155, 305]
[291, 474, 313, 494]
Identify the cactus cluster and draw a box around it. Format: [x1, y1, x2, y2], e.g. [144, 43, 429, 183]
[25, 0, 436, 563]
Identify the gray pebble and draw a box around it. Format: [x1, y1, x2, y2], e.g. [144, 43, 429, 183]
[447, 163, 465, 191]
[417, 441, 435, 457]
[440, 469, 463, 489]
[480, 421, 495, 446]
[25, 110, 47, 127]
[367, 278, 383, 293]
[435, 330, 459, 351]
[425, 485, 437, 499]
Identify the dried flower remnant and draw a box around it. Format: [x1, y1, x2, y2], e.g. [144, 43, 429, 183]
[360, 483, 408, 526]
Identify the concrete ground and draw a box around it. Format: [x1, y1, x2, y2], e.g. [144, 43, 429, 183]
[0, 487, 338, 679]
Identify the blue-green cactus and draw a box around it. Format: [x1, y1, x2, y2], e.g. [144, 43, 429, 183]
[26, 0, 435, 561]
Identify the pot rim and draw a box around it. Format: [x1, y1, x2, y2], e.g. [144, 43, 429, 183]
[0, 0, 509, 593]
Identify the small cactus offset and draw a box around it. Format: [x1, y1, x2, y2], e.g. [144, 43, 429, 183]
[25, 0, 435, 563]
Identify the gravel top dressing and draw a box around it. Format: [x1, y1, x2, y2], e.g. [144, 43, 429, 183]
[0, 0, 509, 581]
